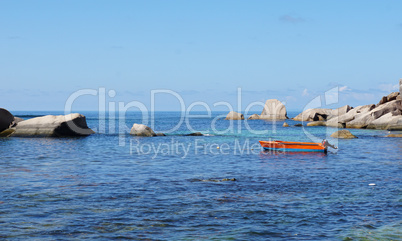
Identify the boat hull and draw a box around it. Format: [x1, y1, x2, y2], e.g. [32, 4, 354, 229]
[259, 140, 327, 153]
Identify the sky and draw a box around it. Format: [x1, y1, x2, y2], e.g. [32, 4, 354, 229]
[1, 0, 401, 112]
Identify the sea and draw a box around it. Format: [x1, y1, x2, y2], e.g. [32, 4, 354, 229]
[1, 111, 401, 240]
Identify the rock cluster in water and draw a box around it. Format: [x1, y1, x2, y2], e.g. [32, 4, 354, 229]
[130, 123, 157, 137]
[225, 111, 244, 120]
[297, 91, 402, 131]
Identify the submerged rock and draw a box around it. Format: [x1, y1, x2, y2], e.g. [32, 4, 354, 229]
[386, 133, 402, 137]
[199, 178, 237, 182]
[12, 113, 94, 137]
[156, 133, 166, 136]
[330, 130, 357, 139]
[260, 99, 288, 120]
[185, 132, 203, 136]
[130, 123, 156, 137]
[221, 178, 237, 182]
[306, 121, 327, 127]
[225, 111, 244, 120]
[294, 123, 303, 127]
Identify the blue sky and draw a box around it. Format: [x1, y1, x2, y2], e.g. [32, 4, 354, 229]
[1, 0, 401, 112]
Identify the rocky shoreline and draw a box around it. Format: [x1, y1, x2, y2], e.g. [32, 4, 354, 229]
[301, 91, 401, 130]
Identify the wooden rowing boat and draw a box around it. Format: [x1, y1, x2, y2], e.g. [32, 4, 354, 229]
[259, 140, 327, 153]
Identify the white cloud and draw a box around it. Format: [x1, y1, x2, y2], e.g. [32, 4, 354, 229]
[339, 86, 351, 92]
[302, 88, 309, 96]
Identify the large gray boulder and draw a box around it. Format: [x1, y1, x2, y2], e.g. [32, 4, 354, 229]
[346, 100, 402, 129]
[11, 113, 94, 137]
[130, 123, 156, 137]
[0, 108, 15, 132]
[326, 104, 375, 128]
[367, 113, 402, 130]
[376, 92, 399, 106]
[225, 111, 244, 120]
[293, 105, 352, 122]
[260, 99, 288, 120]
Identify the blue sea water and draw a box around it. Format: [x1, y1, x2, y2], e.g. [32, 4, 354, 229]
[1, 111, 401, 240]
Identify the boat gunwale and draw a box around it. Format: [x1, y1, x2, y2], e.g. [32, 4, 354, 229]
[259, 140, 326, 151]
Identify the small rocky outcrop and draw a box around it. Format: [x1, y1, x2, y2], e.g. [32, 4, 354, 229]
[156, 133, 166, 136]
[225, 111, 244, 120]
[386, 133, 402, 137]
[283, 122, 289, 127]
[306, 121, 327, 127]
[12, 113, 95, 137]
[130, 123, 156, 137]
[0, 108, 15, 133]
[294, 124, 303, 127]
[330, 130, 357, 139]
[260, 99, 288, 120]
[185, 132, 203, 136]
[248, 114, 260, 120]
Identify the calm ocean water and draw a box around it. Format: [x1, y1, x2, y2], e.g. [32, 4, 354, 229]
[1, 111, 401, 240]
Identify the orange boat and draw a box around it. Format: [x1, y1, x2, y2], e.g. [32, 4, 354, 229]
[259, 140, 327, 153]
